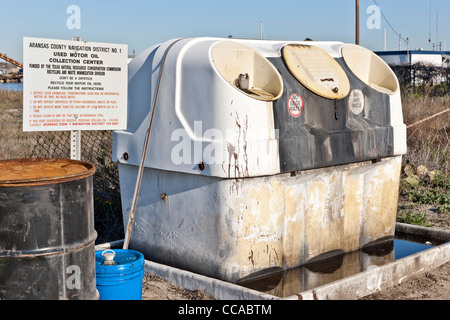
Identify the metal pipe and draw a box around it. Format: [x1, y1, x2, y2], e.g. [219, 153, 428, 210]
[407, 108, 450, 129]
[95, 239, 124, 251]
[123, 38, 185, 250]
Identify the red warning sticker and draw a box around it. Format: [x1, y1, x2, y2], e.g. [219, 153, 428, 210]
[287, 93, 304, 118]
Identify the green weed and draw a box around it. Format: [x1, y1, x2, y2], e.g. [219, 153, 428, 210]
[431, 172, 450, 190]
[404, 188, 450, 206]
[397, 211, 431, 227]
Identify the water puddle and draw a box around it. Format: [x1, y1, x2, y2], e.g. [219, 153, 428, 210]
[238, 233, 446, 298]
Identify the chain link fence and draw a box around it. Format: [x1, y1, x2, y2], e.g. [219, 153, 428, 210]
[391, 63, 450, 96]
[28, 130, 124, 244]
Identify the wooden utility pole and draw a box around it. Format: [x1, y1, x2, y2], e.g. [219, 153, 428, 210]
[356, 0, 360, 44]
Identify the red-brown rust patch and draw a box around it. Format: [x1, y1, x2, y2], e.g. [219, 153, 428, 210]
[0, 158, 95, 187]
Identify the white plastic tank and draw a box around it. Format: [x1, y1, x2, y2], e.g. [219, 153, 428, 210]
[113, 37, 406, 282]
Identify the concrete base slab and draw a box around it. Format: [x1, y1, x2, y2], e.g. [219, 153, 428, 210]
[296, 231, 450, 300]
[143, 259, 282, 300]
[97, 223, 450, 300]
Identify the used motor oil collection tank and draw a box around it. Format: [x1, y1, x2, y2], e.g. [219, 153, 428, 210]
[113, 38, 407, 283]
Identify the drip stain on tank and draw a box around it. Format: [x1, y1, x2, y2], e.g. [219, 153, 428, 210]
[237, 234, 445, 298]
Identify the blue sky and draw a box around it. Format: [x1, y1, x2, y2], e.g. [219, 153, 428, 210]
[1, 0, 450, 62]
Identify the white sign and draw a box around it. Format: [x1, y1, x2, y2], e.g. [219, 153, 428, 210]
[287, 93, 304, 118]
[348, 89, 365, 115]
[23, 37, 127, 131]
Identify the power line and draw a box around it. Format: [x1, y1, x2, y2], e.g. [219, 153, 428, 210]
[373, 0, 408, 42]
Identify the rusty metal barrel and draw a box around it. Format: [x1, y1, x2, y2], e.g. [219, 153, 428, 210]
[0, 158, 97, 300]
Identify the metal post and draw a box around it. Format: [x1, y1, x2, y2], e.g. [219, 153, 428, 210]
[123, 38, 184, 250]
[356, 0, 360, 45]
[70, 130, 81, 160]
[70, 36, 81, 161]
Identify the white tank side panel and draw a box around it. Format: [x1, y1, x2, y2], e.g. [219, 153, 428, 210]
[389, 93, 407, 155]
[171, 38, 280, 177]
[113, 39, 184, 163]
[114, 37, 280, 178]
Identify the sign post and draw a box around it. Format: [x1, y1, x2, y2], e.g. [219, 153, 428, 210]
[71, 37, 82, 161]
[70, 130, 81, 160]
[23, 37, 128, 142]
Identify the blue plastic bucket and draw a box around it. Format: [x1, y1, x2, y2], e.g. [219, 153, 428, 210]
[95, 249, 145, 300]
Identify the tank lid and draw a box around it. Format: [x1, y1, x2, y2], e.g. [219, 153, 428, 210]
[95, 249, 144, 275]
[282, 44, 350, 100]
[0, 158, 95, 187]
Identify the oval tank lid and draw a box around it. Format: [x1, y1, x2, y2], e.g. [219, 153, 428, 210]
[0, 158, 96, 187]
[282, 44, 351, 100]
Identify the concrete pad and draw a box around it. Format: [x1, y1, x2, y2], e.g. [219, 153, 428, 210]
[295, 238, 450, 300]
[98, 223, 450, 300]
[294, 223, 450, 300]
[143, 259, 282, 300]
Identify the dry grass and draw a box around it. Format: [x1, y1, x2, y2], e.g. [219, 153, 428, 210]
[398, 93, 449, 228]
[402, 95, 450, 172]
[0, 89, 23, 108]
[0, 89, 36, 160]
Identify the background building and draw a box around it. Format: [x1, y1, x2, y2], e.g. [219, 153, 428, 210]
[375, 50, 450, 67]
[375, 50, 450, 90]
